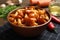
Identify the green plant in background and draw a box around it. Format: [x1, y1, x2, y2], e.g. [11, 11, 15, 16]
[0, 5, 19, 19]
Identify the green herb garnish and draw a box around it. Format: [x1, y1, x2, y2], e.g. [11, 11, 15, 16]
[0, 5, 19, 19]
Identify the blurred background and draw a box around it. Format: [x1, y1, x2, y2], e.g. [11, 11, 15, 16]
[0, 0, 30, 6]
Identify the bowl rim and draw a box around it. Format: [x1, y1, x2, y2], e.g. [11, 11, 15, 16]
[7, 7, 51, 28]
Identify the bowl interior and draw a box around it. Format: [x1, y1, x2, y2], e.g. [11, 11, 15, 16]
[7, 7, 51, 28]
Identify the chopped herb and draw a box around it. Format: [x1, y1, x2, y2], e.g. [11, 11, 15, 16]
[0, 5, 20, 19]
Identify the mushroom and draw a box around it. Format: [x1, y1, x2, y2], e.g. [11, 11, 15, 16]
[0, 4, 6, 8]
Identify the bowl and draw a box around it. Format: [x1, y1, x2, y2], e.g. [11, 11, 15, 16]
[7, 6, 51, 37]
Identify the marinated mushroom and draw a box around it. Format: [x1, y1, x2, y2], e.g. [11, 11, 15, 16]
[8, 6, 49, 27]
